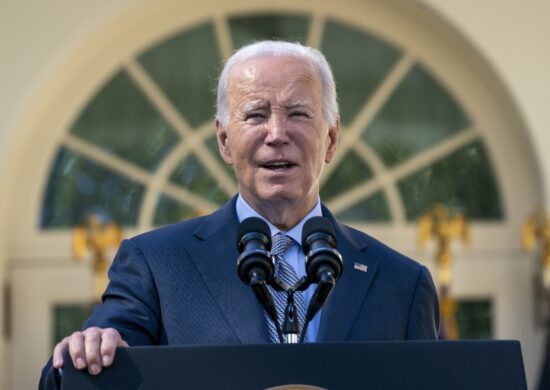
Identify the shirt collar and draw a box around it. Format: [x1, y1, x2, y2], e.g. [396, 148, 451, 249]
[236, 194, 323, 244]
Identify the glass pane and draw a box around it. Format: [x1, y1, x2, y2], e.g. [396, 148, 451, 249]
[455, 299, 493, 339]
[335, 191, 390, 222]
[53, 303, 93, 348]
[321, 20, 401, 126]
[139, 22, 221, 128]
[363, 64, 470, 167]
[205, 135, 236, 177]
[70, 70, 179, 171]
[153, 195, 197, 226]
[41, 147, 145, 228]
[320, 150, 373, 201]
[169, 153, 229, 204]
[398, 141, 503, 221]
[229, 14, 310, 48]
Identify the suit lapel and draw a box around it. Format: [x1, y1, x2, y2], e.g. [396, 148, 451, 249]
[189, 197, 270, 344]
[186, 198, 380, 344]
[317, 209, 380, 342]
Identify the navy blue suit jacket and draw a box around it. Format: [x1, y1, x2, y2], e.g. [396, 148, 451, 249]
[84, 197, 439, 345]
[40, 197, 439, 388]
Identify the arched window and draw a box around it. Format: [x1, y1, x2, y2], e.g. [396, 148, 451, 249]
[6, 2, 542, 388]
[41, 14, 502, 231]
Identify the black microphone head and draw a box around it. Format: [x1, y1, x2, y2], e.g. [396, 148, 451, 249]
[237, 217, 274, 284]
[302, 216, 336, 253]
[237, 217, 271, 252]
[302, 216, 343, 282]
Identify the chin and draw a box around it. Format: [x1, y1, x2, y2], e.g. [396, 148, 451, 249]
[261, 188, 311, 205]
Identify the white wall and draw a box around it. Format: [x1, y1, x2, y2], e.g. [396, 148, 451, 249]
[0, 2, 132, 388]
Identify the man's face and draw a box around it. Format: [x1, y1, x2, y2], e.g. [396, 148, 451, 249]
[217, 56, 339, 211]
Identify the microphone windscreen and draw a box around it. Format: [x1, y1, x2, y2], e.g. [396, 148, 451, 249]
[302, 216, 336, 245]
[237, 217, 271, 242]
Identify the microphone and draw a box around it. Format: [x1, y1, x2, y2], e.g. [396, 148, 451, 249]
[301, 217, 343, 341]
[237, 217, 273, 285]
[236, 217, 282, 342]
[302, 216, 343, 284]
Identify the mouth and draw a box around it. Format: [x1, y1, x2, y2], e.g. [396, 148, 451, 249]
[260, 160, 297, 171]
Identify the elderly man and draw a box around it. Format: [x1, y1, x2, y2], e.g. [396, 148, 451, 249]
[41, 40, 439, 387]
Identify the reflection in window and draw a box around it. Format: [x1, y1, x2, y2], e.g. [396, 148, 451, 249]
[336, 191, 390, 222]
[42, 12, 505, 230]
[398, 141, 503, 221]
[205, 135, 235, 177]
[169, 153, 230, 205]
[139, 22, 221, 128]
[321, 20, 400, 126]
[41, 147, 145, 228]
[70, 70, 179, 172]
[363, 64, 470, 167]
[154, 194, 197, 226]
[321, 150, 373, 201]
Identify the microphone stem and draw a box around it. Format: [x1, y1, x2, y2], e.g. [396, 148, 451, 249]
[282, 292, 300, 343]
[249, 272, 284, 343]
[299, 320, 310, 343]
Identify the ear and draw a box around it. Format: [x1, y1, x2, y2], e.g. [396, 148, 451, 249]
[324, 118, 340, 164]
[216, 118, 233, 165]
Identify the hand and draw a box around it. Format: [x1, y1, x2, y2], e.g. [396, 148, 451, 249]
[52, 327, 129, 375]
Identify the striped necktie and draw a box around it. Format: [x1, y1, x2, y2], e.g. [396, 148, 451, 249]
[265, 233, 308, 343]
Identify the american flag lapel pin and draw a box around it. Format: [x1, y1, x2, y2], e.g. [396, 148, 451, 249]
[354, 262, 368, 273]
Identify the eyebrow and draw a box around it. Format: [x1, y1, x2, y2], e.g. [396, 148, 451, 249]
[242, 100, 269, 112]
[284, 102, 313, 110]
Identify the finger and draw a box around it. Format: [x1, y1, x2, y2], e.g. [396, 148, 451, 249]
[67, 332, 87, 370]
[99, 328, 126, 367]
[52, 337, 70, 368]
[83, 328, 103, 375]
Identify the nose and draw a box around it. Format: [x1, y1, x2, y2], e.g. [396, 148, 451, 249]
[265, 114, 289, 146]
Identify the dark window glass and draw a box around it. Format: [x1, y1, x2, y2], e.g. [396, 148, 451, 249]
[229, 14, 310, 48]
[455, 299, 493, 339]
[53, 303, 93, 349]
[169, 153, 229, 205]
[139, 22, 221, 128]
[320, 150, 373, 201]
[398, 141, 503, 221]
[205, 134, 235, 177]
[336, 191, 390, 222]
[321, 20, 401, 126]
[42, 14, 504, 230]
[41, 147, 145, 228]
[363, 64, 470, 167]
[153, 194, 197, 226]
[70, 70, 179, 171]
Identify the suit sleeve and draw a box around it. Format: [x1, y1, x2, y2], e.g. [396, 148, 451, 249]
[39, 239, 161, 389]
[38, 358, 61, 390]
[405, 265, 440, 339]
[83, 238, 162, 346]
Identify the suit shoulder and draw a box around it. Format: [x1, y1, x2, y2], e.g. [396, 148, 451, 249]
[129, 215, 207, 248]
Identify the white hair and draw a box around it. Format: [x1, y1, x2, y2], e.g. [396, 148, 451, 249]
[216, 40, 339, 127]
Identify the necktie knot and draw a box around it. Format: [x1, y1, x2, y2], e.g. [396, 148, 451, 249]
[271, 233, 295, 256]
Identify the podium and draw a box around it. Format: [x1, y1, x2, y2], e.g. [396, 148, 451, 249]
[61, 341, 527, 389]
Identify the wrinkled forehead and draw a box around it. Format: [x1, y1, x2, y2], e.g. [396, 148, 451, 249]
[228, 54, 322, 91]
